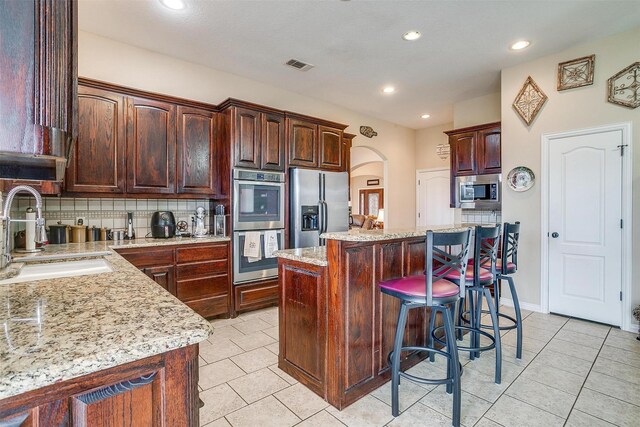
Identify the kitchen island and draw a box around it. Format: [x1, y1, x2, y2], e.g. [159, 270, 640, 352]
[274, 226, 470, 410]
[0, 237, 221, 425]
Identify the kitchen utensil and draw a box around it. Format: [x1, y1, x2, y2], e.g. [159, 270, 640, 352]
[150, 211, 176, 238]
[70, 225, 87, 243]
[126, 212, 135, 240]
[48, 222, 69, 244]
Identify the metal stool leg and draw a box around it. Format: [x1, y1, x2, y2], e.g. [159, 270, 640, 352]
[484, 287, 502, 384]
[474, 289, 484, 359]
[429, 307, 437, 363]
[456, 297, 465, 341]
[391, 302, 409, 417]
[505, 275, 523, 359]
[494, 278, 501, 315]
[442, 305, 461, 427]
[468, 290, 476, 361]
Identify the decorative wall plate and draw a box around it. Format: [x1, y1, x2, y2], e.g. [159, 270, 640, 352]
[557, 55, 595, 91]
[513, 76, 548, 126]
[507, 166, 535, 192]
[607, 62, 640, 109]
[436, 143, 450, 159]
[359, 126, 378, 138]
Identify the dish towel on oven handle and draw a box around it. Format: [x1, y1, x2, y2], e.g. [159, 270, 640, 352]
[264, 230, 279, 258]
[244, 231, 261, 262]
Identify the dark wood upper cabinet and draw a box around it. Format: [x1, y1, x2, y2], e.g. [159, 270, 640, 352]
[0, 0, 77, 184]
[288, 119, 318, 168]
[177, 106, 218, 195]
[126, 97, 176, 194]
[445, 122, 501, 177]
[477, 125, 501, 174]
[233, 107, 261, 169]
[450, 131, 477, 176]
[261, 112, 285, 171]
[66, 85, 126, 193]
[318, 125, 343, 171]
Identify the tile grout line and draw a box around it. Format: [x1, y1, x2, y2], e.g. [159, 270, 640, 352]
[560, 326, 613, 427]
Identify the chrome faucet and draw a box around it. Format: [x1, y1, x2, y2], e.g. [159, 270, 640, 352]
[1, 185, 47, 270]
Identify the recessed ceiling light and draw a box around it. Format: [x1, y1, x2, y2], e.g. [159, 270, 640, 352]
[402, 31, 422, 41]
[382, 86, 395, 94]
[510, 40, 530, 50]
[421, 114, 430, 119]
[160, 0, 185, 10]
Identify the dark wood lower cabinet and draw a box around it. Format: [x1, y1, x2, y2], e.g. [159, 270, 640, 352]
[0, 344, 199, 426]
[234, 279, 279, 315]
[278, 237, 442, 410]
[117, 242, 231, 318]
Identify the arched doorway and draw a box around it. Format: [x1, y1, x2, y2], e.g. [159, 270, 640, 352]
[350, 146, 388, 225]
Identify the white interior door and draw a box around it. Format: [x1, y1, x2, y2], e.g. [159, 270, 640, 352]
[416, 169, 454, 227]
[548, 129, 622, 326]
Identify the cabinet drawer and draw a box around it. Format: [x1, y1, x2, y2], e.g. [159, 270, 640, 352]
[118, 248, 174, 268]
[176, 244, 228, 263]
[234, 280, 278, 313]
[177, 260, 228, 280]
[186, 295, 229, 318]
[177, 274, 229, 301]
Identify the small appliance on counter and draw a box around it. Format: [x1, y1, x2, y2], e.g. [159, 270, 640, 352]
[151, 211, 176, 238]
[213, 204, 226, 237]
[193, 206, 208, 238]
[126, 212, 135, 240]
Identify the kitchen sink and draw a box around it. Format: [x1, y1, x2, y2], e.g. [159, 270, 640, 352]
[0, 258, 113, 285]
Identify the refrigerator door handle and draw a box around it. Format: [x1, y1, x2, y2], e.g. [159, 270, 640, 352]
[323, 201, 329, 234]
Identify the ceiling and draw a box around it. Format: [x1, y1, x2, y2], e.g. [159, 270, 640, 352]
[78, 0, 640, 129]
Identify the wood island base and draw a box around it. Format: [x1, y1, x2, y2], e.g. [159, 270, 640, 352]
[278, 237, 444, 410]
[0, 345, 200, 426]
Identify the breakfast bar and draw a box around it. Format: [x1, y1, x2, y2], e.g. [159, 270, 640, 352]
[274, 225, 469, 410]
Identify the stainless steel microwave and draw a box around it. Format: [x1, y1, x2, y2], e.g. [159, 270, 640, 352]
[455, 174, 501, 210]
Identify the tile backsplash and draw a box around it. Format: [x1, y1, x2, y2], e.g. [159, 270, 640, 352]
[11, 197, 211, 238]
[461, 209, 502, 225]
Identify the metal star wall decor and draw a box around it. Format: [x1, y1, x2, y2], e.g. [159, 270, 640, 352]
[557, 55, 595, 91]
[513, 76, 548, 126]
[607, 62, 640, 109]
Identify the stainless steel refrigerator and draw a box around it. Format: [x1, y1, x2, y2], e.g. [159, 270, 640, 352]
[290, 168, 349, 248]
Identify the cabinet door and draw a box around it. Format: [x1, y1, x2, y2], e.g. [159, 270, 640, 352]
[450, 131, 477, 176]
[66, 86, 126, 193]
[177, 106, 217, 195]
[477, 126, 501, 174]
[144, 265, 176, 295]
[233, 107, 260, 169]
[126, 97, 176, 194]
[288, 119, 318, 168]
[260, 112, 285, 171]
[318, 125, 343, 171]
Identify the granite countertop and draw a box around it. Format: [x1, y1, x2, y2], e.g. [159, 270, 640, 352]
[273, 246, 327, 267]
[0, 238, 217, 400]
[320, 224, 475, 242]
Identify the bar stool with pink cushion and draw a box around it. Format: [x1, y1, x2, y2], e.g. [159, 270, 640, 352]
[378, 229, 471, 426]
[434, 224, 503, 384]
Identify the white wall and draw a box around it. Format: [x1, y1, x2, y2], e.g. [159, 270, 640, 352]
[79, 31, 417, 228]
[453, 92, 501, 128]
[416, 122, 454, 170]
[501, 27, 640, 326]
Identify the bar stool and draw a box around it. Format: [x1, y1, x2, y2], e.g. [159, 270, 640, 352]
[379, 229, 471, 426]
[482, 222, 523, 359]
[436, 224, 503, 384]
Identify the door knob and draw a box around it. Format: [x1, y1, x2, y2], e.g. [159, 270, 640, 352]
[551, 232, 559, 238]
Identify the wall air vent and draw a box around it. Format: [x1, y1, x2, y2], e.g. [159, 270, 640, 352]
[285, 59, 314, 71]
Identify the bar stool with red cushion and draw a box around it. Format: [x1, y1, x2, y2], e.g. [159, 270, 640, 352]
[378, 229, 471, 426]
[436, 224, 503, 384]
[471, 222, 523, 359]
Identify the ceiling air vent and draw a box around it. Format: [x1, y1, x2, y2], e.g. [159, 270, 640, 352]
[285, 58, 314, 71]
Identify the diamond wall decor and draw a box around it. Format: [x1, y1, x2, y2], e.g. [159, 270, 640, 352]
[607, 62, 640, 109]
[557, 55, 595, 91]
[513, 76, 548, 126]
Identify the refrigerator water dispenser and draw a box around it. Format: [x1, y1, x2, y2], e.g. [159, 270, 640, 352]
[301, 206, 319, 231]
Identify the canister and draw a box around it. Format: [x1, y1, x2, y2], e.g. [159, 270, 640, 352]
[70, 225, 87, 243]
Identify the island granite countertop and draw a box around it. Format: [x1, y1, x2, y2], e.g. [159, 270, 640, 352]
[273, 246, 327, 266]
[320, 224, 475, 242]
[0, 237, 219, 400]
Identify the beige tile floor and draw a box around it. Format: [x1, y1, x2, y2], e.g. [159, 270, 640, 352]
[199, 305, 640, 427]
